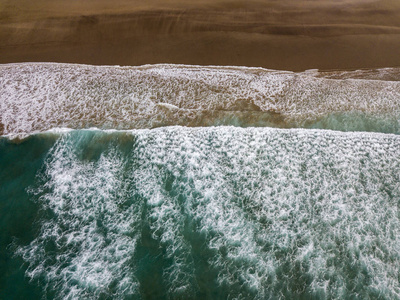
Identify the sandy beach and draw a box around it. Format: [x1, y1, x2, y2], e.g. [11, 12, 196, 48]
[1, 0, 400, 71]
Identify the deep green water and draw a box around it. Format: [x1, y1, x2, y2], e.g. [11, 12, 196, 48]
[1, 127, 399, 299]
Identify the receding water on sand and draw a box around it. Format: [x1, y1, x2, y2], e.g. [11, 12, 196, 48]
[1, 63, 400, 136]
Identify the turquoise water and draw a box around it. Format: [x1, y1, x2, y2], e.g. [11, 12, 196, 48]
[1, 127, 400, 299]
[1, 63, 400, 299]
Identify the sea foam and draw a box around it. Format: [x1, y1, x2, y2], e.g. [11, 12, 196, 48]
[1, 63, 400, 135]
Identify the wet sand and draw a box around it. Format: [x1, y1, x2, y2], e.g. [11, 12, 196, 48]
[1, 0, 400, 71]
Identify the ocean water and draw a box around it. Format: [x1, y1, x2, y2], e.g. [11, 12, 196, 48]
[1, 63, 400, 299]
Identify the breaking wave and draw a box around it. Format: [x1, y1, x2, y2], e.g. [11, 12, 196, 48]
[6, 127, 400, 299]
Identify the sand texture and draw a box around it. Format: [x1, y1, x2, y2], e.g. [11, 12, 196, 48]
[1, 0, 400, 70]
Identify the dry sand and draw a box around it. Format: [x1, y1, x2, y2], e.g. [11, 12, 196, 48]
[1, 0, 400, 71]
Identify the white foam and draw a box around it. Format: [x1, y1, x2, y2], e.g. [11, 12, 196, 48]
[138, 127, 400, 297]
[17, 136, 142, 299]
[1, 63, 400, 135]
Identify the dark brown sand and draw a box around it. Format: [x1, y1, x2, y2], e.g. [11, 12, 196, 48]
[1, 0, 400, 71]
